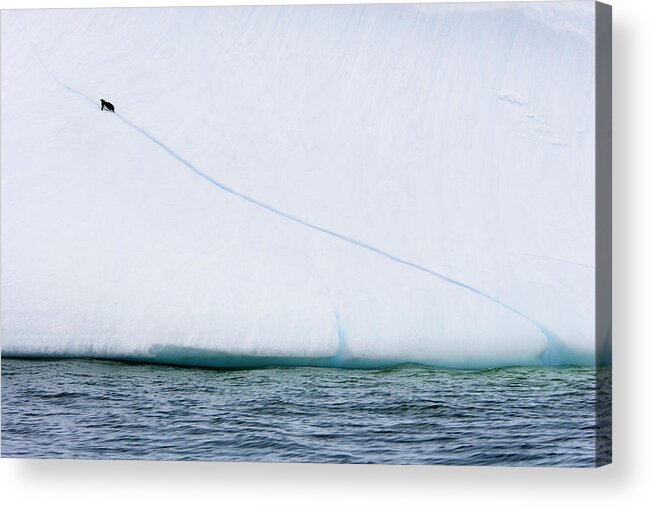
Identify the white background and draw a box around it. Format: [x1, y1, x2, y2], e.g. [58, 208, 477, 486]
[0, 0, 648, 505]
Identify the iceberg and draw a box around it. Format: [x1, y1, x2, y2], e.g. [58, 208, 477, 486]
[1, 3, 604, 368]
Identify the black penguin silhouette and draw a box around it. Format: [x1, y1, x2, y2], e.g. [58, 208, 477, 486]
[100, 99, 115, 112]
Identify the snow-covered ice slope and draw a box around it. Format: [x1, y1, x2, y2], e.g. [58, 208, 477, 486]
[1, 3, 603, 368]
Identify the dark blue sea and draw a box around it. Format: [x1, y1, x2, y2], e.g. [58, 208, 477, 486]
[1, 359, 607, 466]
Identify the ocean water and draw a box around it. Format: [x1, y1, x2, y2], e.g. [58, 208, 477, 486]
[1, 359, 603, 466]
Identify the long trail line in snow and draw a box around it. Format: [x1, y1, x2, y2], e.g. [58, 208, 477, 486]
[20, 24, 550, 343]
[117, 113, 548, 337]
[118, 114, 540, 326]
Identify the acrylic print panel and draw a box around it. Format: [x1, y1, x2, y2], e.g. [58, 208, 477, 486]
[1, 1, 611, 466]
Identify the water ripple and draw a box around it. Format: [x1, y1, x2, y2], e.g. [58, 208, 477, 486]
[1, 359, 605, 466]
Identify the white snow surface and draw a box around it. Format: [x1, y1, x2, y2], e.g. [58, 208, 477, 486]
[1, 3, 602, 368]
